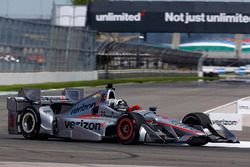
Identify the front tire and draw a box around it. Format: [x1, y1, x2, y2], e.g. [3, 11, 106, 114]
[116, 112, 146, 145]
[20, 108, 41, 139]
[182, 112, 211, 129]
[182, 112, 211, 146]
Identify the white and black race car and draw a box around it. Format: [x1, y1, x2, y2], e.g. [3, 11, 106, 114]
[7, 84, 239, 146]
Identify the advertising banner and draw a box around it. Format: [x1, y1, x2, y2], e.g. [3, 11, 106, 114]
[238, 100, 250, 114]
[89, 1, 250, 33]
[209, 113, 242, 131]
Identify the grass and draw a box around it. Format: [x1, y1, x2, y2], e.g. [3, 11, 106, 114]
[0, 76, 219, 91]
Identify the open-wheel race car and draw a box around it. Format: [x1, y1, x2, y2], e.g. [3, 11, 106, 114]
[7, 84, 239, 146]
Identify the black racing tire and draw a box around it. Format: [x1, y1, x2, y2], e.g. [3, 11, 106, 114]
[20, 108, 41, 139]
[116, 112, 146, 145]
[182, 112, 211, 146]
[182, 112, 212, 129]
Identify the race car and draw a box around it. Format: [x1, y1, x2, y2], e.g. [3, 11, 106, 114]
[7, 84, 239, 146]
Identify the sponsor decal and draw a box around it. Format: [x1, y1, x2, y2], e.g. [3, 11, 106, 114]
[209, 113, 242, 131]
[165, 12, 250, 24]
[237, 100, 250, 114]
[65, 120, 101, 131]
[70, 102, 96, 115]
[41, 96, 66, 102]
[96, 12, 144, 22]
[212, 119, 238, 126]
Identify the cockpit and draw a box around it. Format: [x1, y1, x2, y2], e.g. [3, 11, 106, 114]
[106, 89, 129, 112]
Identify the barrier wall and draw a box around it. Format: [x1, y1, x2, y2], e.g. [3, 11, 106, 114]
[0, 71, 98, 85]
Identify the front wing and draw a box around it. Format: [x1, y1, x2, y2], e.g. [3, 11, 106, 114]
[138, 122, 239, 145]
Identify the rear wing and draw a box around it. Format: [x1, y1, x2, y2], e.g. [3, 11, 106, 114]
[16, 88, 85, 104]
[18, 88, 41, 102]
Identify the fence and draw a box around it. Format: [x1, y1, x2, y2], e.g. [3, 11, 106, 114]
[0, 17, 96, 72]
[97, 41, 202, 70]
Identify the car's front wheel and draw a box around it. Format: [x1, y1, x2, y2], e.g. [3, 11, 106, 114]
[116, 112, 146, 145]
[182, 112, 211, 146]
[182, 112, 212, 129]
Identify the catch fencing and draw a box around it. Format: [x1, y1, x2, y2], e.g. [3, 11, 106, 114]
[0, 17, 96, 72]
[97, 41, 202, 70]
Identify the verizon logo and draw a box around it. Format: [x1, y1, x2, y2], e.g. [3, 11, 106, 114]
[96, 12, 143, 22]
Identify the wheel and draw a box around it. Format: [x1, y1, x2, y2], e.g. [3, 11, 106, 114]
[116, 112, 146, 145]
[20, 108, 41, 139]
[182, 112, 211, 129]
[182, 112, 211, 146]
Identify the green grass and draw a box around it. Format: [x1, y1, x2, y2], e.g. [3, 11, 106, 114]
[0, 76, 219, 91]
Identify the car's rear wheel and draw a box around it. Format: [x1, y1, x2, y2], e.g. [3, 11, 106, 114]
[182, 112, 211, 146]
[20, 108, 41, 139]
[116, 112, 146, 145]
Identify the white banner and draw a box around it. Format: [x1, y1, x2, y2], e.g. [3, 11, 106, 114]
[237, 100, 250, 114]
[209, 113, 242, 131]
[53, 5, 87, 27]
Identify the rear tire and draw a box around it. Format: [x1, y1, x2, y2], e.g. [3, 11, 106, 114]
[116, 112, 146, 145]
[20, 108, 41, 139]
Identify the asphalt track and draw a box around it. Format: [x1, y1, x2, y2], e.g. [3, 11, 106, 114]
[1, 82, 250, 167]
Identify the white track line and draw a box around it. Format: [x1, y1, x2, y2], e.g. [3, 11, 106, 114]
[0, 162, 167, 167]
[205, 141, 250, 148]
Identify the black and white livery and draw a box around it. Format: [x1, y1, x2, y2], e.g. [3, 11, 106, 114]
[7, 84, 239, 146]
